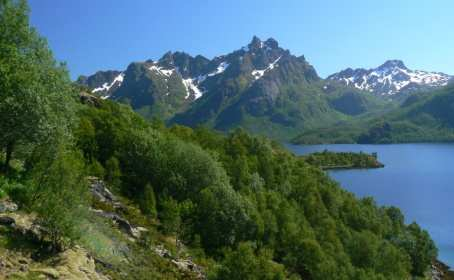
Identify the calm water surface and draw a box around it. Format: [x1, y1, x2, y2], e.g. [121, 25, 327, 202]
[286, 143, 454, 268]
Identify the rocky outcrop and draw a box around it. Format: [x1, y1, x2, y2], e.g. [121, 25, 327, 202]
[0, 212, 45, 241]
[431, 260, 454, 280]
[79, 92, 102, 107]
[90, 208, 148, 239]
[0, 246, 109, 280]
[0, 215, 15, 226]
[88, 177, 124, 209]
[88, 177, 149, 240]
[0, 199, 18, 213]
[153, 245, 205, 279]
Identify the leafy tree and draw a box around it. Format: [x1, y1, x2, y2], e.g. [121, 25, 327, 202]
[29, 146, 89, 251]
[195, 184, 252, 253]
[395, 223, 438, 276]
[0, 0, 74, 172]
[104, 156, 122, 190]
[140, 183, 157, 218]
[212, 242, 287, 280]
[74, 117, 98, 161]
[159, 196, 181, 237]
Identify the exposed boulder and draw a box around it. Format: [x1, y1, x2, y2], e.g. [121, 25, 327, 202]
[0, 212, 46, 243]
[0, 215, 15, 226]
[90, 208, 148, 239]
[431, 260, 454, 280]
[79, 92, 101, 107]
[88, 177, 124, 210]
[0, 200, 18, 213]
[153, 245, 205, 279]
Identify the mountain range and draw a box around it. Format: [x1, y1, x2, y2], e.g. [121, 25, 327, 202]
[328, 60, 452, 97]
[77, 37, 452, 140]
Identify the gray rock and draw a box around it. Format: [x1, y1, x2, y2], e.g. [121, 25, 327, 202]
[153, 245, 205, 279]
[90, 209, 141, 239]
[0, 216, 15, 226]
[88, 177, 126, 210]
[88, 177, 117, 203]
[0, 201, 18, 213]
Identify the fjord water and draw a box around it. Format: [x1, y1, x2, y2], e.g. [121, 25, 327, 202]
[286, 143, 454, 267]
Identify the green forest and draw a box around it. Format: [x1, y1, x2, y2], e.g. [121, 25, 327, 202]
[0, 1, 439, 279]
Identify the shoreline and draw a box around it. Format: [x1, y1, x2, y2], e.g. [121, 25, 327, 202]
[321, 162, 384, 170]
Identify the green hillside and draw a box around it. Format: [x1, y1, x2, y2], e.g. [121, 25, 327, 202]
[293, 85, 454, 144]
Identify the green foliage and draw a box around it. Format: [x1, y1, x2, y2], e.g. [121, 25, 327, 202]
[0, 0, 75, 171]
[159, 196, 180, 236]
[87, 160, 105, 178]
[393, 223, 438, 276]
[211, 242, 287, 280]
[104, 156, 122, 189]
[0, 187, 5, 199]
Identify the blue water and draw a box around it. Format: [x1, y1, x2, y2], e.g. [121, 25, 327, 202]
[286, 143, 454, 268]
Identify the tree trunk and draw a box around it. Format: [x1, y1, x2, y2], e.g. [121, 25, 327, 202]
[3, 141, 14, 172]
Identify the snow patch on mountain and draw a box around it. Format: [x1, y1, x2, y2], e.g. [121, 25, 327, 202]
[149, 63, 175, 77]
[92, 73, 124, 99]
[252, 56, 282, 80]
[182, 78, 203, 100]
[208, 62, 230, 77]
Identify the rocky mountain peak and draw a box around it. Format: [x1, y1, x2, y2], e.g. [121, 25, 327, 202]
[248, 35, 263, 50]
[246, 36, 280, 52]
[378, 60, 407, 71]
[264, 38, 279, 49]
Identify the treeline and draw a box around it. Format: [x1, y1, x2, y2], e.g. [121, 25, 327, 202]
[0, 1, 438, 279]
[303, 150, 384, 169]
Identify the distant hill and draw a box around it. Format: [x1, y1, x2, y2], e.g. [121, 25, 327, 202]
[293, 84, 454, 144]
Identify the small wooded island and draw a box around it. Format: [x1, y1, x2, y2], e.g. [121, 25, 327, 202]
[303, 150, 384, 170]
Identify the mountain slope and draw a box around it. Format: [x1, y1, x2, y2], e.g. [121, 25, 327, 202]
[328, 60, 452, 97]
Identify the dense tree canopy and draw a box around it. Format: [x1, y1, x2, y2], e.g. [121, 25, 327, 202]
[74, 99, 438, 279]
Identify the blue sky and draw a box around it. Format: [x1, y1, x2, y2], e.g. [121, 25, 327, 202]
[29, 0, 454, 80]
